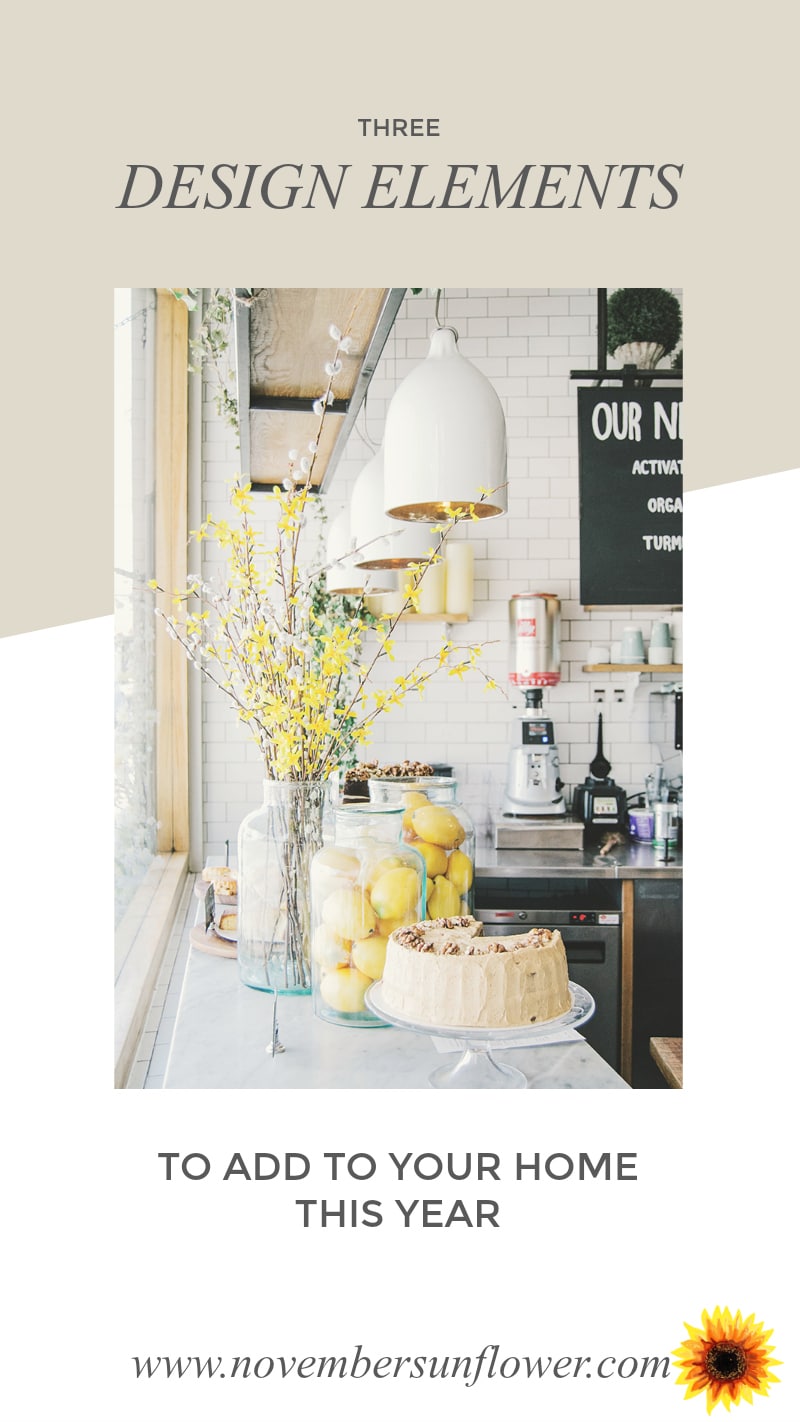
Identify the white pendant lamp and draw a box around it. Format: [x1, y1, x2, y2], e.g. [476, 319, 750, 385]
[383, 325, 507, 522]
[350, 447, 433, 570]
[324, 509, 396, 595]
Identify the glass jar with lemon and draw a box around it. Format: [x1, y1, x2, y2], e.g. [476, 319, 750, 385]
[310, 805, 426, 1026]
[368, 776, 476, 919]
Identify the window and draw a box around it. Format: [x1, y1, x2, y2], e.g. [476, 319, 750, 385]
[114, 288, 157, 923]
[114, 288, 191, 1085]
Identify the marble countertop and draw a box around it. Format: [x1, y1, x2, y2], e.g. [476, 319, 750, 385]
[164, 950, 630, 1091]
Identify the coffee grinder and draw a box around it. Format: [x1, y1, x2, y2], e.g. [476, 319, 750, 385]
[498, 594, 571, 827]
[493, 595, 583, 846]
[501, 685, 567, 816]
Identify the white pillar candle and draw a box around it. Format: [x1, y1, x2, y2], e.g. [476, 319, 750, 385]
[368, 587, 404, 617]
[416, 559, 446, 614]
[445, 542, 474, 617]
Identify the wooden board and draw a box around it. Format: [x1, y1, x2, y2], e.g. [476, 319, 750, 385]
[248, 407, 343, 488]
[583, 663, 683, 674]
[241, 287, 399, 491]
[650, 1035, 683, 1088]
[190, 924, 238, 960]
[249, 288, 390, 400]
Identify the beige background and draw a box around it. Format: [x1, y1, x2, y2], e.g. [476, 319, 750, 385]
[3, 1, 797, 637]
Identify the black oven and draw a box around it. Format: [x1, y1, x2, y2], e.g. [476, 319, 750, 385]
[474, 889, 622, 1071]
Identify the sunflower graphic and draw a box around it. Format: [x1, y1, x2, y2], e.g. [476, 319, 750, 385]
[673, 1306, 782, 1412]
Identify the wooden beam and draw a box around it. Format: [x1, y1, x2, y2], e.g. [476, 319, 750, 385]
[154, 289, 189, 852]
[620, 878, 634, 1083]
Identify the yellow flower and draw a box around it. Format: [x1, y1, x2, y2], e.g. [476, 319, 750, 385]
[231, 485, 254, 514]
[673, 1306, 782, 1413]
[153, 422, 503, 780]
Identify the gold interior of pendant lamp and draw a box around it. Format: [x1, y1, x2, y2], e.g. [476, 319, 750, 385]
[385, 498, 506, 522]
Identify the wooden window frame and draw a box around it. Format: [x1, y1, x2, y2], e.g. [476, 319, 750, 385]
[154, 288, 190, 852]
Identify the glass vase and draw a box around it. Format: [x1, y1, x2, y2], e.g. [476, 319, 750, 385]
[310, 804, 426, 1026]
[237, 780, 325, 994]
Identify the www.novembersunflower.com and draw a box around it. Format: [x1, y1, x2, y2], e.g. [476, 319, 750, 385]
[132, 1346, 671, 1386]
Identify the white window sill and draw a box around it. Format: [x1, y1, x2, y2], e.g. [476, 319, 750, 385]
[115, 851, 189, 1087]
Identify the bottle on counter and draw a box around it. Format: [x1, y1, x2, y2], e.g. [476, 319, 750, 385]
[653, 800, 678, 848]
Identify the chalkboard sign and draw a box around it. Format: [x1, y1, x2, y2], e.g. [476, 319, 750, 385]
[578, 388, 682, 605]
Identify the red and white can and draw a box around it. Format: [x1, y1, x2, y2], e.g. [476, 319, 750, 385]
[508, 593, 561, 688]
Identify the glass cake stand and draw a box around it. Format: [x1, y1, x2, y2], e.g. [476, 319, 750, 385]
[364, 982, 595, 1089]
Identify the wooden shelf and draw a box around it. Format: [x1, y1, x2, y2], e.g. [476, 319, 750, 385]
[397, 612, 469, 623]
[583, 662, 682, 673]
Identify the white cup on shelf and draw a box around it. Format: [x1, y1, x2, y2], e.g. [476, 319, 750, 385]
[620, 626, 645, 662]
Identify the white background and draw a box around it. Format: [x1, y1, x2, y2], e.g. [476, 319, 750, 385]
[2, 470, 798, 1420]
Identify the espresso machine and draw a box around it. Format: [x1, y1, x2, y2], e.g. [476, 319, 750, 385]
[494, 594, 583, 848]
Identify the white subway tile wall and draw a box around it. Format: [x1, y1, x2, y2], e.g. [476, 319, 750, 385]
[200, 288, 683, 853]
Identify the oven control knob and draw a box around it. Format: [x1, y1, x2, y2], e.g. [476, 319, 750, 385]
[518, 911, 528, 921]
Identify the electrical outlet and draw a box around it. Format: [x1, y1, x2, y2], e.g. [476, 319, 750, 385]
[613, 687, 626, 703]
[592, 687, 606, 704]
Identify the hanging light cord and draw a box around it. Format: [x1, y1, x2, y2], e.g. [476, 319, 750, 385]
[433, 287, 459, 341]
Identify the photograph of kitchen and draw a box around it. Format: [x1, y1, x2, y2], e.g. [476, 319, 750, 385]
[114, 286, 683, 1093]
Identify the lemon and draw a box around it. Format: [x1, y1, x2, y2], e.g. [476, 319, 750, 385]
[319, 966, 371, 1014]
[321, 887, 378, 941]
[370, 866, 421, 922]
[313, 848, 360, 880]
[446, 849, 473, 895]
[378, 913, 418, 937]
[401, 789, 429, 832]
[365, 853, 404, 890]
[312, 924, 351, 970]
[410, 838, 448, 878]
[411, 804, 466, 850]
[351, 934, 388, 980]
[427, 875, 462, 919]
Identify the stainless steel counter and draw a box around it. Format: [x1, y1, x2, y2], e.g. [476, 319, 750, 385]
[476, 837, 682, 879]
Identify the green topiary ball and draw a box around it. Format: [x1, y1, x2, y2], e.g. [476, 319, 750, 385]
[606, 288, 683, 358]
